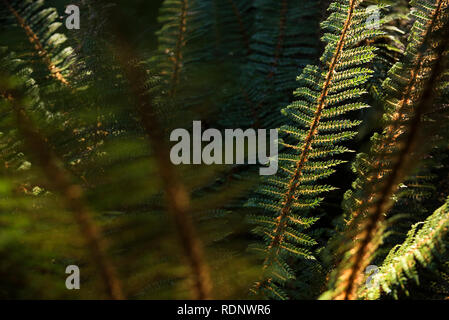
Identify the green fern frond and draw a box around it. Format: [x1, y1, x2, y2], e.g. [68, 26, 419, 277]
[246, 0, 385, 299]
[322, 0, 449, 300]
[0, 0, 75, 86]
[0, 53, 124, 299]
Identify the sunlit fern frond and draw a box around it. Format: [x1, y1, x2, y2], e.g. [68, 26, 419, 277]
[322, 0, 449, 300]
[246, 0, 387, 299]
[0, 0, 76, 86]
[361, 197, 449, 299]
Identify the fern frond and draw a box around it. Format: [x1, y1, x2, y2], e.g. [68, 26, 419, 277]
[106, 16, 214, 299]
[247, 0, 385, 299]
[362, 197, 449, 299]
[0, 58, 123, 299]
[0, 0, 75, 86]
[222, 0, 321, 128]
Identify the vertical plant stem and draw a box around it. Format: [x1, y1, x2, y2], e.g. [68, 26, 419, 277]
[0, 86, 124, 300]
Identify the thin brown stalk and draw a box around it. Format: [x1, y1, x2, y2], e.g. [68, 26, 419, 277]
[107, 23, 212, 300]
[259, 0, 359, 283]
[346, 0, 446, 224]
[0, 85, 123, 300]
[3, 0, 70, 86]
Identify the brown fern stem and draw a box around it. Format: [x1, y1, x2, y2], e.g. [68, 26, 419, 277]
[250, 0, 289, 128]
[122, 60, 212, 300]
[108, 27, 212, 299]
[170, 0, 188, 97]
[262, 0, 358, 271]
[226, 0, 251, 55]
[0, 86, 123, 300]
[3, 0, 70, 86]
[347, 0, 446, 223]
[267, 0, 288, 80]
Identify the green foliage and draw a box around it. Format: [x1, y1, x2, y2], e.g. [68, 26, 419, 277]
[0, 0, 448, 301]
[0, 0, 75, 85]
[245, 0, 387, 299]
[221, 0, 321, 129]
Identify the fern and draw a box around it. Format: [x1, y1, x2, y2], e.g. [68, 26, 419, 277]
[196, 0, 253, 60]
[1, 0, 449, 302]
[222, 0, 321, 129]
[0, 0, 75, 86]
[362, 197, 449, 299]
[0, 52, 124, 299]
[322, 0, 449, 300]
[371, 146, 448, 264]
[246, 0, 385, 299]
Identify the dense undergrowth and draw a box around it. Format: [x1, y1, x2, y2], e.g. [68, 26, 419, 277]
[0, 0, 448, 300]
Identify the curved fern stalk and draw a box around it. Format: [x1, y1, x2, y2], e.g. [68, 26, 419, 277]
[1, 0, 75, 86]
[322, 0, 449, 300]
[362, 197, 449, 299]
[105, 12, 213, 300]
[246, 0, 385, 299]
[0, 69, 124, 300]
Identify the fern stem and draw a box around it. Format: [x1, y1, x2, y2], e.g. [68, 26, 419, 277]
[263, 0, 358, 271]
[337, 8, 449, 300]
[127, 64, 212, 300]
[0, 87, 124, 300]
[226, 0, 251, 55]
[2, 0, 70, 86]
[347, 0, 446, 223]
